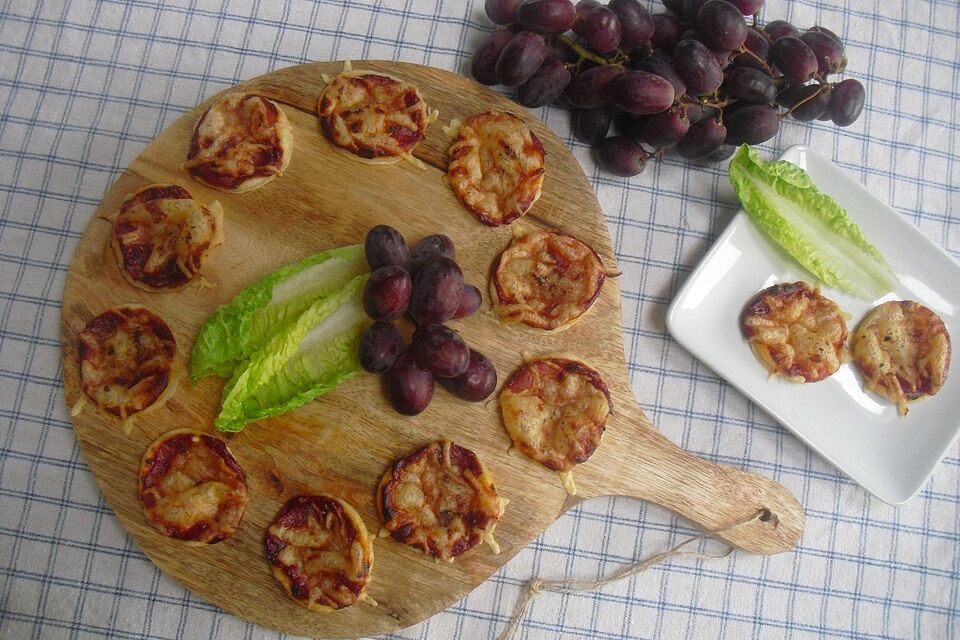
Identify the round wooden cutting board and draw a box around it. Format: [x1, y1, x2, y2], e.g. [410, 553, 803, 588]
[60, 61, 804, 638]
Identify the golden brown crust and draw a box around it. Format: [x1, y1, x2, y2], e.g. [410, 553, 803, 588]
[852, 300, 951, 415]
[319, 70, 429, 162]
[78, 305, 177, 419]
[184, 93, 292, 192]
[741, 282, 847, 383]
[499, 356, 611, 475]
[447, 111, 545, 226]
[265, 495, 373, 612]
[378, 441, 504, 562]
[138, 429, 248, 544]
[491, 230, 605, 331]
[111, 184, 224, 292]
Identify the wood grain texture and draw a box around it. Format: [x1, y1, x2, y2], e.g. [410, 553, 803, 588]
[59, 61, 804, 639]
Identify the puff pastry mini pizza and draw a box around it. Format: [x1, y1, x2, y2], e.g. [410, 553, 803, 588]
[447, 111, 545, 226]
[378, 441, 506, 563]
[138, 429, 248, 544]
[184, 93, 292, 192]
[112, 184, 223, 291]
[265, 494, 374, 611]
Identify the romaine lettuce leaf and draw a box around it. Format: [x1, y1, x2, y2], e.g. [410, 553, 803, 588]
[191, 244, 367, 381]
[214, 273, 370, 432]
[729, 145, 898, 299]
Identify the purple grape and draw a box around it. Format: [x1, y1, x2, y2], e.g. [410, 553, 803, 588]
[572, 107, 612, 144]
[496, 30, 548, 87]
[409, 234, 455, 277]
[452, 284, 482, 319]
[764, 19, 799, 41]
[437, 349, 498, 402]
[679, 27, 700, 41]
[409, 256, 464, 325]
[672, 39, 723, 95]
[517, 0, 576, 35]
[472, 28, 519, 86]
[676, 116, 726, 159]
[733, 26, 771, 70]
[697, 0, 748, 52]
[596, 136, 647, 176]
[485, 0, 524, 24]
[359, 322, 404, 374]
[565, 64, 623, 108]
[384, 349, 434, 416]
[722, 67, 776, 104]
[777, 83, 831, 121]
[583, 6, 622, 53]
[365, 225, 409, 270]
[662, 0, 687, 16]
[684, 102, 706, 123]
[829, 78, 865, 127]
[651, 13, 683, 51]
[606, 70, 676, 115]
[545, 37, 577, 63]
[573, 0, 602, 36]
[633, 51, 687, 96]
[809, 25, 841, 42]
[710, 47, 734, 69]
[642, 106, 691, 148]
[619, 114, 649, 143]
[363, 266, 411, 321]
[771, 36, 818, 82]
[800, 30, 846, 75]
[518, 59, 572, 107]
[413, 324, 469, 378]
[727, 0, 764, 15]
[702, 143, 736, 162]
[609, 0, 654, 49]
[724, 104, 780, 144]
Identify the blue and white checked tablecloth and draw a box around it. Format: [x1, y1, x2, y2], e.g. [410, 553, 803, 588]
[1, 1, 958, 638]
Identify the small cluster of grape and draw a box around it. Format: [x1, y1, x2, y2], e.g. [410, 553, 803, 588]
[473, 0, 866, 176]
[359, 226, 497, 416]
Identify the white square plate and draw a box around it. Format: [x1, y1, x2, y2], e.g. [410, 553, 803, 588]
[666, 145, 960, 504]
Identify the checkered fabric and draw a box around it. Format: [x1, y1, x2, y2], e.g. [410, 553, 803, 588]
[1, 1, 957, 638]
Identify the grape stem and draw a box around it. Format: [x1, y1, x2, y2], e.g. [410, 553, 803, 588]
[736, 45, 774, 75]
[785, 83, 832, 116]
[557, 35, 617, 67]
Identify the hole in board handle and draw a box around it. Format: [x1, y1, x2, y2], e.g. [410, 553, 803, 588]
[758, 508, 778, 526]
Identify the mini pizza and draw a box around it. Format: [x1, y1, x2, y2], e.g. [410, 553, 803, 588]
[491, 230, 605, 331]
[319, 65, 433, 163]
[499, 356, 611, 496]
[852, 300, 951, 415]
[447, 111, 545, 226]
[77, 305, 177, 425]
[111, 184, 224, 291]
[741, 282, 847, 383]
[138, 429, 248, 544]
[184, 93, 292, 192]
[378, 440, 506, 563]
[265, 495, 374, 611]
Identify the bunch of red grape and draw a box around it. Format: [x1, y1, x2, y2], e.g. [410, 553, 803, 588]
[359, 226, 497, 416]
[473, 0, 866, 176]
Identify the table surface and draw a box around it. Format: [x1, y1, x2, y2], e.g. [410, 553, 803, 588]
[1, 1, 957, 639]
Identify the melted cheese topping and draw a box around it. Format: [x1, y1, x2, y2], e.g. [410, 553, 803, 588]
[265, 495, 373, 612]
[78, 305, 177, 420]
[112, 184, 223, 291]
[741, 282, 847, 383]
[447, 111, 545, 226]
[379, 441, 505, 562]
[185, 93, 291, 192]
[319, 70, 431, 162]
[852, 300, 951, 415]
[138, 429, 248, 544]
[499, 357, 611, 491]
[492, 230, 605, 331]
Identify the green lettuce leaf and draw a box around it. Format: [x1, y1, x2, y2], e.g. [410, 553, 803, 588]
[191, 245, 367, 381]
[728, 145, 898, 299]
[214, 273, 370, 433]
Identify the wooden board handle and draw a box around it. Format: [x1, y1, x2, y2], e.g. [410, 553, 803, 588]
[579, 402, 804, 555]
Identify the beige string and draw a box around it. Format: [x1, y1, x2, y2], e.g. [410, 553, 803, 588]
[498, 509, 768, 640]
